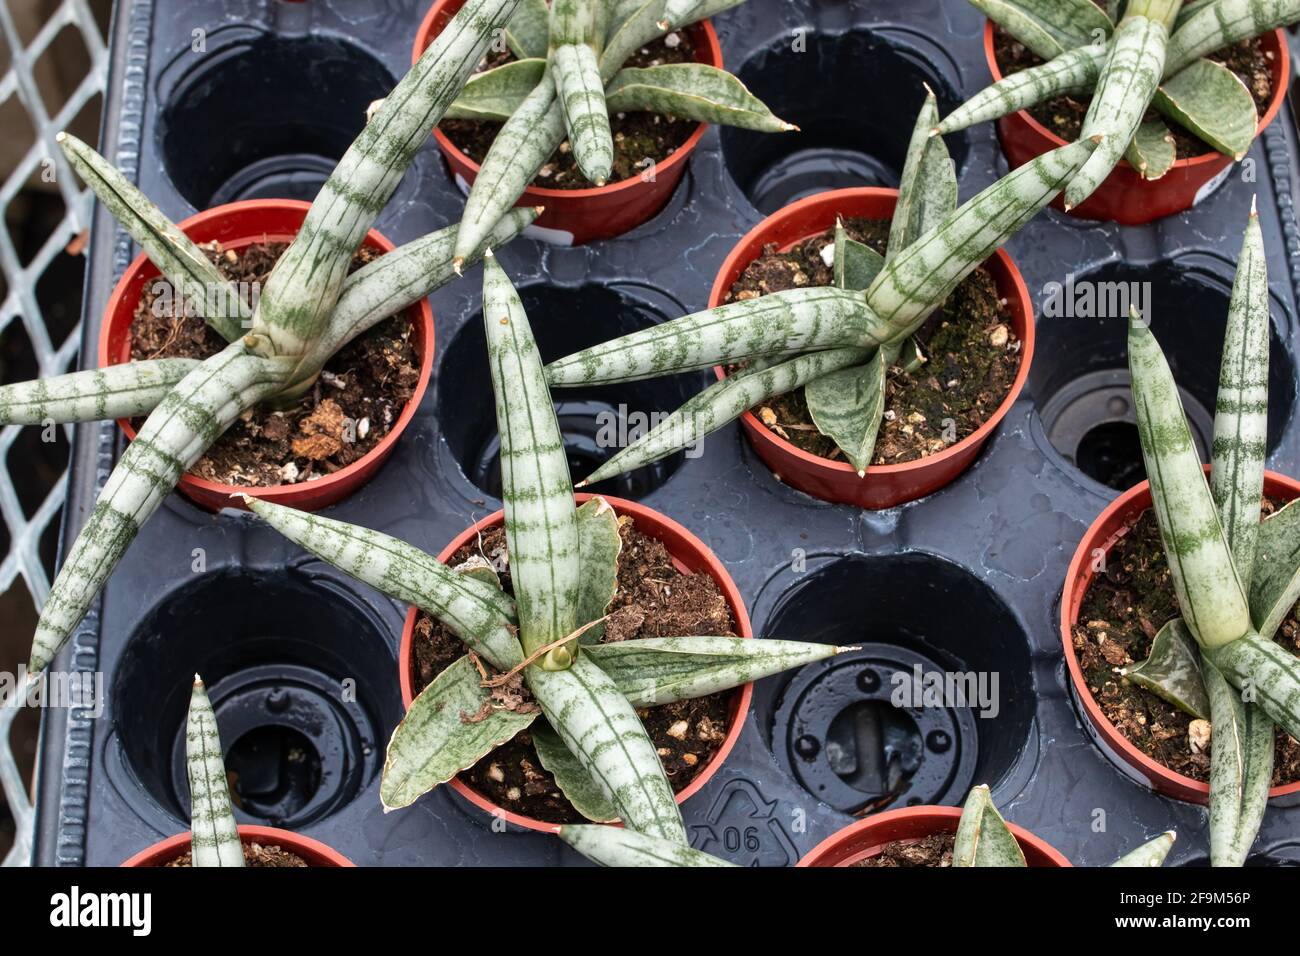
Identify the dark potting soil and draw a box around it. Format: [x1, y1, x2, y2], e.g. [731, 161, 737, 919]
[129, 241, 420, 488]
[439, 32, 698, 189]
[1075, 502, 1300, 785]
[993, 23, 1275, 161]
[163, 841, 308, 867]
[725, 217, 1018, 465]
[852, 833, 955, 868]
[411, 516, 737, 823]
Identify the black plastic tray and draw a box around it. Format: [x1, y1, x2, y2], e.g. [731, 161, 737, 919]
[34, 0, 1300, 866]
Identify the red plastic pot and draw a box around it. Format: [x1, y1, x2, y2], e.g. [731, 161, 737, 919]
[1061, 469, 1300, 803]
[709, 187, 1034, 509]
[121, 824, 354, 867]
[984, 22, 1290, 224]
[98, 199, 435, 513]
[414, 0, 722, 245]
[398, 493, 754, 833]
[796, 805, 1071, 867]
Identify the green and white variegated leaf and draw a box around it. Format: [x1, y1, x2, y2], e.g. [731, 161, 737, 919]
[605, 64, 792, 132]
[952, 784, 1027, 867]
[483, 252, 579, 664]
[601, 0, 743, 81]
[187, 677, 244, 867]
[897, 335, 926, 374]
[454, 73, 565, 268]
[1207, 630, 1300, 741]
[57, 133, 248, 343]
[1211, 207, 1268, 589]
[505, 0, 550, 58]
[1122, 618, 1211, 719]
[936, 44, 1105, 135]
[445, 58, 547, 120]
[309, 206, 541, 376]
[585, 636, 844, 707]
[867, 137, 1097, 341]
[527, 655, 686, 842]
[558, 824, 738, 866]
[1248, 498, 1300, 640]
[1125, 117, 1177, 179]
[550, 0, 606, 47]
[1203, 655, 1273, 867]
[380, 655, 538, 810]
[972, 0, 1113, 58]
[1174, 0, 1220, 29]
[1110, 831, 1176, 866]
[1166, 0, 1300, 74]
[254, 0, 521, 357]
[609, 0, 652, 34]
[575, 496, 621, 643]
[576, 348, 870, 486]
[1066, 14, 1170, 210]
[0, 358, 197, 425]
[246, 497, 525, 672]
[552, 43, 614, 185]
[660, 0, 709, 30]
[1153, 57, 1258, 158]
[531, 722, 619, 821]
[29, 342, 293, 674]
[1128, 315, 1251, 650]
[834, 219, 885, 291]
[546, 286, 887, 386]
[889, 91, 957, 260]
[805, 349, 888, 476]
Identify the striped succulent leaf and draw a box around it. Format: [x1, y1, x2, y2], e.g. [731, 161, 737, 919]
[445, 58, 547, 120]
[574, 347, 870, 486]
[1249, 498, 1300, 640]
[531, 722, 619, 821]
[584, 636, 846, 707]
[254, 0, 521, 357]
[58, 133, 248, 343]
[609, 0, 652, 33]
[575, 496, 621, 643]
[0, 358, 197, 425]
[1065, 13, 1170, 210]
[1207, 630, 1300, 740]
[659, 0, 709, 30]
[1211, 206, 1269, 589]
[889, 91, 957, 260]
[1129, 313, 1251, 650]
[867, 137, 1098, 340]
[483, 252, 580, 667]
[835, 219, 885, 290]
[952, 784, 1027, 867]
[546, 287, 888, 386]
[557, 824, 737, 866]
[1121, 618, 1211, 719]
[805, 349, 888, 476]
[935, 44, 1105, 135]
[970, 0, 1113, 58]
[380, 654, 538, 810]
[1165, 0, 1300, 74]
[551, 0, 614, 185]
[1124, 117, 1178, 179]
[29, 342, 293, 674]
[601, 0, 743, 82]
[1153, 57, 1258, 158]
[526, 655, 687, 842]
[1109, 831, 1176, 866]
[186, 677, 244, 867]
[604, 64, 793, 132]
[1203, 655, 1273, 867]
[505, 0, 550, 58]
[246, 497, 525, 672]
[1175, 0, 1221, 28]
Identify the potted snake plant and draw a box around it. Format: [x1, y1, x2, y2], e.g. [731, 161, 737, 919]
[940, 0, 1295, 223]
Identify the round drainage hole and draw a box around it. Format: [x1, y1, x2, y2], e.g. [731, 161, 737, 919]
[225, 725, 323, 822]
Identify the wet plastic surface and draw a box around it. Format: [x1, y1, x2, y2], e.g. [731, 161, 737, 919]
[36, 0, 1300, 866]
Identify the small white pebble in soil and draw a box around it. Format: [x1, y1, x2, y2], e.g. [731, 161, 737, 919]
[883, 409, 897, 421]
[357, 417, 370, 440]
[1188, 719, 1212, 754]
[506, 787, 521, 802]
[538, 164, 555, 178]
[666, 720, 689, 740]
[664, 31, 681, 48]
[819, 243, 835, 268]
[224, 249, 238, 264]
[487, 763, 505, 783]
[278, 461, 299, 483]
[759, 406, 778, 427]
[989, 324, 1009, 348]
[321, 370, 347, 389]
[657, 747, 671, 757]
[616, 112, 626, 120]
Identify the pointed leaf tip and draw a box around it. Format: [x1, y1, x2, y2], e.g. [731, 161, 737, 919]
[1251, 195, 1258, 217]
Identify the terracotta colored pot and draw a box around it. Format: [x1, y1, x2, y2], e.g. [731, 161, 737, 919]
[984, 22, 1290, 224]
[398, 493, 754, 833]
[709, 187, 1033, 509]
[98, 199, 435, 513]
[1061, 469, 1300, 803]
[414, 0, 722, 245]
[121, 824, 354, 867]
[796, 805, 1071, 867]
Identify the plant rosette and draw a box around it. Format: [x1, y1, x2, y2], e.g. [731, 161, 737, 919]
[984, 22, 1290, 224]
[796, 805, 1071, 868]
[397, 492, 753, 833]
[1062, 468, 1300, 804]
[121, 825, 355, 867]
[414, 0, 722, 246]
[708, 187, 1033, 510]
[98, 199, 435, 513]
